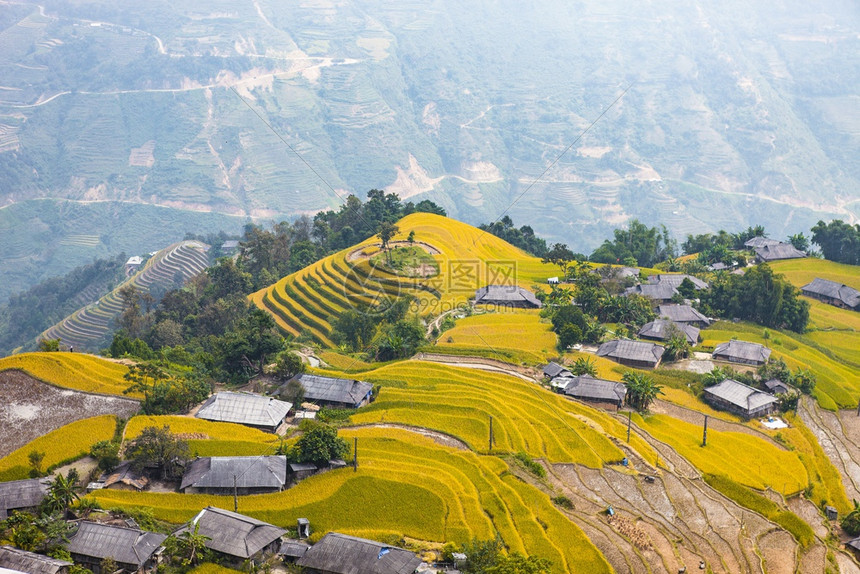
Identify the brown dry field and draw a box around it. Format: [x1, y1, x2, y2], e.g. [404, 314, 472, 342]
[0, 370, 140, 457]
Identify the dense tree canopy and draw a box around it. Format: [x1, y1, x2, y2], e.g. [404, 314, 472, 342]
[479, 216, 549, 257]
[811, 219, 860, 264]
[589, 219, 677, 268]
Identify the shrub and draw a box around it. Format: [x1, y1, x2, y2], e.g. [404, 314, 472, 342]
[513, 452, 546, 478]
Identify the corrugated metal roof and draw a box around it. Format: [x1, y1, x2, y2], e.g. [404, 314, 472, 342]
[597, 340, 664, 365]
[755, 242, 806, 261]
[647, 274, 709, 290]
[181, 456, 286, 491]
[292, 374, 373, 407]
[713, 340, 771, 364]
[801, 278, 860, 308]
[0, 546, 71, 574]
[297, 532, 422, 574]
[65, 522, 166, 566]
[638, 320, 699, 344]
[656, 304, 710, 325]
[474, 285, 542, 307]
[562, 375, 627, 403]
[0, 479, 48, 517]
[703, 379, 778, 413]
[183, 506, 287, 559]
[196, 392, 291, 429]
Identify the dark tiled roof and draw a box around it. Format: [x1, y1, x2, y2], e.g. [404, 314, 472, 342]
[279, 540, 310, 559]
[0, 546, 71, 574]
[638, 319, 699, 344]
[297, 532, 422, 574]
[703, 379, 778, 413]
[624, 283, 678, 301]
[65, 522, 166, 567]
[647, 274, 709, 290]
[656, 304, 710, 325]
[181, 506, 287, 559]
[744, 236, 781, 248]
[474, 285, 542, 307]
[0, 479, 48, 518]
[713, 340, 771, 364]
[764, 379, 791, 394]
[291, 374, 373, 407]
[801, 278, 860, 308]
[561, 375, 627, 403]
[542, 362, 570, 379]
[180, 456, 286, 491]
[196, 392, 291, 428]
[755, 242, 805, 261]
[597, 340, 664, 365]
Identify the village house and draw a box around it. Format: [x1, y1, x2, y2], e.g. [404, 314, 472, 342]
[284, 374, 374, 409]
[637, 319, 699, 345]
[623, 283, 677, 304]
[296, 532, 422, 574]
[178, 507, 286, 564]
[180, 456, 287, 495]
[754, 242, 806, 263]
[0, 478, 49, 520]
[559, 375, 627, 411]
[124, 256, 143, 276]
[279, 539, 311, 563]
[65, 521, 166, 574]
[801, 278, 860, 311]
[0, 546, 71, 574]
[195, 392, 292, 433]
[542, 361, 571, 380]
[474, 285, 542, 308]
[744, 236, 781, 249]
[702, 379, 778, 419]
[764, 379, 791, 395]
[99, 461, 149, 491]
[647, 274, 709, 290]
[597, 340, 665, 369]
[712, 340, 771, 366]
[656, 304, 711, 328]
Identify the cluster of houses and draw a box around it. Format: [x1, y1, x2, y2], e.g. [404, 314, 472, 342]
[743, 236, 806, 263]
[0, 494, 424, 574]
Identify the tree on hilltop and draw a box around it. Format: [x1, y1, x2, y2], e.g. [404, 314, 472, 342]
[377, 222, 400, 264]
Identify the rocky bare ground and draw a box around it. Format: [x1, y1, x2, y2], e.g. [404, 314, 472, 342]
[0, 370, 140, 457]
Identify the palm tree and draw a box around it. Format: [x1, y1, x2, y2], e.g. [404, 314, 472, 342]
[622, 371, 663, 412]
[842, 500, 860, 536]
[569, 357, 598, 377]
[46, 473, 79, 515]
[702, 366, 727, 387]
[662, 329, 691, 362]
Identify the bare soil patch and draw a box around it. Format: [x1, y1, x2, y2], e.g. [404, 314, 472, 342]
[348, 423, 468, 450]
[0, 371, 139, 457]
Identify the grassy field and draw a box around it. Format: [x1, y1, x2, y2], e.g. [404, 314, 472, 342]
[0, 415, 116, 481]
[434, 309, 557, 364]
[91, 428, 611, 573]
[0, 352, 136, 398]
[700, 321, 859, 410]
[633, 413, 807, 493]
[344, 360, 658, 467]
[769, 258, 860, 291]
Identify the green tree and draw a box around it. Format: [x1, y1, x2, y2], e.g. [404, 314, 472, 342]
[377, 222, 400, 264]
[811, 220, 860, 264]
[842, 500, 860, 536]
[331, 309, 377, 352]
[461, 538, 503, 573]
[557, 324, 582, 350]
[27, 449, 45, 477]
[279, 378, 306, 407]
[274, 351, 305, 380]
[123, 363, 168, 406]
[45, 473, 80, 515]
[622, 372, 663, 412]
[794, 369, 816, 395]
[293, 423, 350, 466]
[164, 522, 211, 567]
[38, 338, 61, 352]
[569, 357, 598, 377]
[662, 327, 691, 362]
[487, 552, 552, 574]
[788, 233, 809, 251]
[542, 243, 577, 278]
[702, 366, 728, 387]
[90, 440, 121, 473]
[125, 425, 191, 480]
[777, 391, 800, 413]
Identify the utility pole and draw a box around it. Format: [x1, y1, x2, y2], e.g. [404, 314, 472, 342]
[354, 437, 358, 472]
[856, 398, 859, 417]
[233, 475, 238, 512]
[489, 416, 494, 452]
[626, 411, 632, 443]
[702, 415, 708, 447]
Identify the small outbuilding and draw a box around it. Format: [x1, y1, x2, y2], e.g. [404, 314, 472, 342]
[180, 456, 287, 495]
[712, 340, 771, 366]
[279, 540, 311, 563]
[638, 319, 699, 345]
[474, 285, 542, 308]
[764, 379, 791, 395]
[196, 392, 292, 433]
[560, 375, 627, 410]
[754, 242, 805, 262]
[179, 506, 287, 563]
[647, 274, 709, 290]
[656, 304, 711, 328]
[296, 532, 422, 574]
[801, 278, 860, 310]
[597, 340, 665, 369]
[0, 478, 49, 520]
[542, 362, 571, 380]
[101, 461, 149, 491]
[285, 374, 373, 409]
[744, 236, 781, 249]
[0, 546, 71, 574]
[623, 283, 677, 304]
[65, 521, 166, 574]
[702, 379, 778, 419]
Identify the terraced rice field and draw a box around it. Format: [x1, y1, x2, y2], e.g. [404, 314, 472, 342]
[0, 415, 117, 481]
[251, 213, 558, 346]
[345, 360, 659, 467]
[91, 427, 611, 574]
[124, 415, 280, 457]
[434, 309, 557, 364]
[41, 240, 210, 351]
[0, 352, 136, 397]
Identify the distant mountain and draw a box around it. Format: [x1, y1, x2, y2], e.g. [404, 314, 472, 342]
[1, 0, 857, 294]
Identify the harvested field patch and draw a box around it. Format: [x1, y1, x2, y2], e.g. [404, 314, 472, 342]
[0, 370, 139, 457]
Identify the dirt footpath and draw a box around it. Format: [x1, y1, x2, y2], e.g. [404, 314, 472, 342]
[0, 370, 140, 457]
